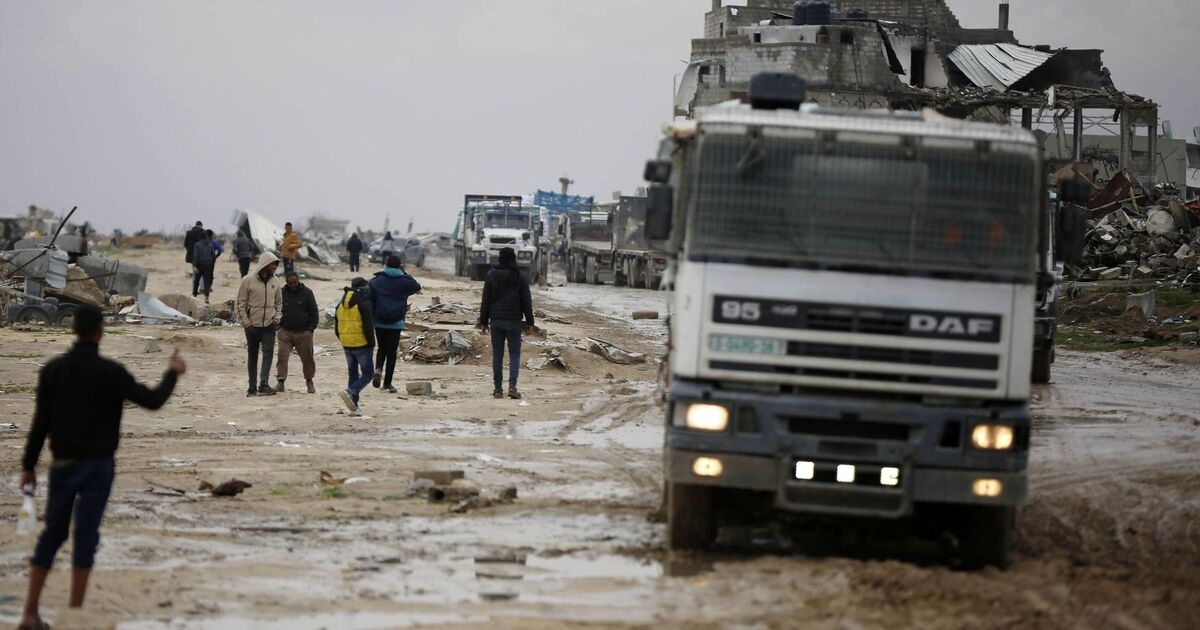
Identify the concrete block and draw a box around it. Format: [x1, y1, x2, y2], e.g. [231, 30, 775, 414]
[1098, 268, 1122, 280]
[406, 381, 434, 396]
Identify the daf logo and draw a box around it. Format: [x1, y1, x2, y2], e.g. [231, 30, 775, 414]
[909, 314, 996, 338]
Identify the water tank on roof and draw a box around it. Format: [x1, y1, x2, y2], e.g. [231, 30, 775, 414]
[792, 1, 809, 25]
[807, 1, 832, 25]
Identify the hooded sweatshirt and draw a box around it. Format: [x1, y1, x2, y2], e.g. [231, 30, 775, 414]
[479, 262, 534, 326]
[369, 267, 422, 329]
[235, 253, 283, 328]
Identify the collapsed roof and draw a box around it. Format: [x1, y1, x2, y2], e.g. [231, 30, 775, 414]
[231, 209, 341, 265]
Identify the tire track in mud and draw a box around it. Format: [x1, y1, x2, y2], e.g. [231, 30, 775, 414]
[552, 390, 662, 508]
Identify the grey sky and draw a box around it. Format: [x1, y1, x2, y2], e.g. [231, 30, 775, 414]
[1, 1, 1195, 234]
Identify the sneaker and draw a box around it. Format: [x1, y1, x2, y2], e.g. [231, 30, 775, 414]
[258, 384, 277, 396]
[338, 390, 357, 412]
[372, 370, 382, 389]
[493, 391, 504, 399]
[508, 388, 522, 400]
[306, 380, 316, 394]
[246, 387, 257, 397]
[384, 386, 398, 394]
[275, 380, 286, 393]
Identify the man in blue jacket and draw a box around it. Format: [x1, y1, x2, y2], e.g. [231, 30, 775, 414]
[369, 256, 422, 393]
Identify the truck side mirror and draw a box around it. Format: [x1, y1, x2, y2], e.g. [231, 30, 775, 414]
[1057, 203, 1087, 266]
[644, 160, 672, 184]
[646, 185, 673, 240]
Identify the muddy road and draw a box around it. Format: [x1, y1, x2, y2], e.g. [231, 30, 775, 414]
[1, 247, 1198, 629]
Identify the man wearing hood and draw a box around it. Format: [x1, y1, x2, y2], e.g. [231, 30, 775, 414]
[477, 247, 535, 399]
[183, 221, 206, 265]
[236, 253, 283, 397]
[275, 271, 319, 394]
[369, 256, 422, 393]
[346, 233, 364, 272]
[334, 278, 375, 414]
[279, 222, 303, 276]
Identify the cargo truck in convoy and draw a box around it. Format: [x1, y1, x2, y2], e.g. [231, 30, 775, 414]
[564, 212, 614, 285]
[643, 73, 1085, 567]
[453, 194, 548, 284]
[564, 196, 668, 289]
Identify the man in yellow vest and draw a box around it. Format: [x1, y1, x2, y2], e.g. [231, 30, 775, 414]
[334, 277, 375, 414]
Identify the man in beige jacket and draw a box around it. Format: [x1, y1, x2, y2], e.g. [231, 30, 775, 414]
[236, 253, 283, 397]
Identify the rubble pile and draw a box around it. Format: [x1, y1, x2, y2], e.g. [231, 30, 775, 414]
[1076, 192, 1200, 283]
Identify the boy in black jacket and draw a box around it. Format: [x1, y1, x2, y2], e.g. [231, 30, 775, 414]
[477, 247, 535, 399]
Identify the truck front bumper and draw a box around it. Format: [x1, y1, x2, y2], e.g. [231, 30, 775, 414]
[666, 379, 1030, 518]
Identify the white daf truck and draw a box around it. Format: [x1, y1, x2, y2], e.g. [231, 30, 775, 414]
[644, 73, 1085, 568]
[454, 194, 547, 284]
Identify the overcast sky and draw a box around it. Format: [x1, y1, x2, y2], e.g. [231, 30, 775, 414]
[1, 1, 1195, 234]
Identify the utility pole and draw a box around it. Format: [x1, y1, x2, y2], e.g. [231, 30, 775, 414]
[559, 175, 574, 195]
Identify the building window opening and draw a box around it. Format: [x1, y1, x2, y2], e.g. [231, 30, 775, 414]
[753, 32, 762, 43]
[910, 48, 927, 87]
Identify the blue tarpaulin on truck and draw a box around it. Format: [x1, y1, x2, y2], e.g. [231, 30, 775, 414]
[534, 190, 594, 214]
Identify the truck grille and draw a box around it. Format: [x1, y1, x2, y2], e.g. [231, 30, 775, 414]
[490, 237, 516, 245]
[709, 361, 998, 390]
[787, 341, 998, 370]
[785, 417, 909, 441]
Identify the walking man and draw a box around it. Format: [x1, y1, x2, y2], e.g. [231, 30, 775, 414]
[334, 278, 375, 414]
[19, 306, 186, 630]
[477, 247, 535, 399]
[183, 220, 206, 274]
[346, 233, 364, 272]
[191, 230, 217, 303]
[275, 271, 319, 394]
[370, 255, 421, 394]
[236, 253, 282, 397]
[380, 231, 396, 266]
[233, 231, 254, 278]
[279, 222, 303, 276]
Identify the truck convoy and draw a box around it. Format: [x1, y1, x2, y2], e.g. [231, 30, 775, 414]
[644, 73, 1085, 568]
[565, 196, 668, 289]
[453, 194, 548, 284]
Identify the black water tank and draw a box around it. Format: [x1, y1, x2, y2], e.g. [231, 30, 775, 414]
[807, 1, 832, 25]
[792, 1, 809, 26]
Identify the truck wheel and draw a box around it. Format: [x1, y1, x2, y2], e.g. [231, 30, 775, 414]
[586, 257, 598, 285]
[55, 304, 80, 328]
[614, 261, 628, 287]
[1031, 348, 1052, 384]
[629, 259, 643, 289]
[470, 264, 488, 282]
[666, 482, 717, 550]
[955, 505, 1014, 569]
[13, 305, 53, 325]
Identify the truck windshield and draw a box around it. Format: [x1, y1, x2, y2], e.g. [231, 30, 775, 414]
[687, 131, 1038, 280]
[482, 211, 529, 229]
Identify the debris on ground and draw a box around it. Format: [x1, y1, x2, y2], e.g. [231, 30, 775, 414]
[405, 330, 482, 364]
[414, 470, 465, 485]
[319, 470, 369, 486]
[525, 348, 569, 371]
[406, 381, 434, 396]
[586, 337, 647, 365]
[534, 308, 572, 324]
[200, 479, 253, 497]
[631, 310, 660, 320]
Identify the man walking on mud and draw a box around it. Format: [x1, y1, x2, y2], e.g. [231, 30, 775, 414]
[19, 306, 186, 630]
[233, 231, 255, 278]
[346, 233, 364, 273]
[237, 253, 283, 397]
[279, 222, 303, 276]
[370, 255, 421, 394]
[334, 277, 375, 414]
[478, 247, 535, 399]
[183, 220, 206, 276]
[275, 271, 319, 394]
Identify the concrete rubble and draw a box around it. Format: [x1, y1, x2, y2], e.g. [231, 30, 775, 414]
[1075, 183, 1200, 284]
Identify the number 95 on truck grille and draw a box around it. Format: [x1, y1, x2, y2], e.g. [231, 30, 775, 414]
[709, 335, 787, 356]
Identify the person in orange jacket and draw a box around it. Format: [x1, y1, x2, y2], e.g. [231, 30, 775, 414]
[279, 222, 303, 275]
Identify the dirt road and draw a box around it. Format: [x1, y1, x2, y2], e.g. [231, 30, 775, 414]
[1, 246, 1198, 629]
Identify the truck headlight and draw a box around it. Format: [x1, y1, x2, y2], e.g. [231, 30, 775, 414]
[683, 404, 729, 432]
[971, 424, 1015, 450]
[518, 250, 532, 260]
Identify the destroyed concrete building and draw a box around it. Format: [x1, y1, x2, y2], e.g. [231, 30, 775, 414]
[680, 1, 1162, 187]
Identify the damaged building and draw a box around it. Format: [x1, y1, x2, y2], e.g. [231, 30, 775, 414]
[679, 0, 1165, 187]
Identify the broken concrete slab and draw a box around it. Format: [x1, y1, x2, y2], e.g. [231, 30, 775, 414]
[1125, 292, 1156, 319]
[1098, 268, 1122, 280]
[586, 338, 647, 365]
[406, 381, 434, 396]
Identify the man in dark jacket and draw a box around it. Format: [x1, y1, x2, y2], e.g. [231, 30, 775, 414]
[19, 306, 186, 629]
[275, 272, 319, 394]
[369, 256, 422, 393]
[346, 233, 364, 272]
[334, 277, 375, 414]
[191, 232, 217, 303]
[183, 221, 206, 264]
[233, 231, 255, 278]
[477, 247, 535, 399]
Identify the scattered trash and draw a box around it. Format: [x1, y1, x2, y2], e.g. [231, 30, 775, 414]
[1125, 291, 1156, 319]
[144, 339, 162, 354]
[406, 381, 434, 396]
[135, 292, 196, 324]
[587, 338, 646, 365]
[142, 478, 188, 495]
[200, 479, 253, 497]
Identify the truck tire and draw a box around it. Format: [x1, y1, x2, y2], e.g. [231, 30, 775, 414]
[1031, 347, 1052, 384]
[666, 482, 717, 550]
[586, 257, 599, 285]
[614, 260, 628, 287]
[629, 259, 644, 289]
[55, 303, 80, 328]
[13, 304, 53, 325]
[956, 505, 1014, 569]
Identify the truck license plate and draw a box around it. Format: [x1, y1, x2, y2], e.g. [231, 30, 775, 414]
[710, 335, 787, 356]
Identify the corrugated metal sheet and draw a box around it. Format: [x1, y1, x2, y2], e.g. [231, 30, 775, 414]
[947, 43, 1054, 91]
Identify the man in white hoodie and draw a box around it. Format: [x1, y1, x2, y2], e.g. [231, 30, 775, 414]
[236, 253, 283, 397]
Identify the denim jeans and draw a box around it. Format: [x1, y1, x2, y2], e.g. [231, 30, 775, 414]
[282, 258, 295, 275]
[32, 458, 115, 569]
[490, 320, 523, 392]
[344, 347, 374, 404]
[245, 325, 276, 388]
